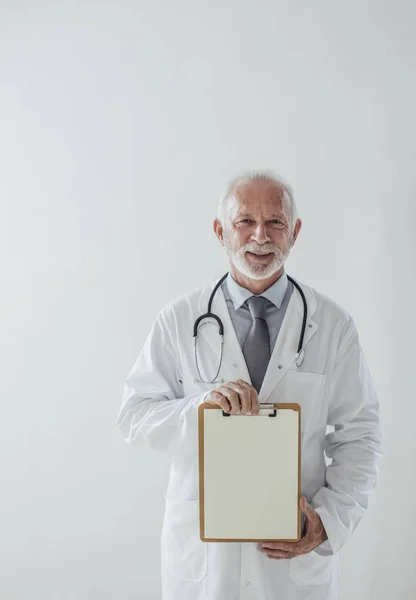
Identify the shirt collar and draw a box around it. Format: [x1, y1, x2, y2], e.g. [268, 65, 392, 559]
[224, 271, 289, 310]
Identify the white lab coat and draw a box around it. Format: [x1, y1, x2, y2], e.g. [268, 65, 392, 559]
[117, 276, 381, 600]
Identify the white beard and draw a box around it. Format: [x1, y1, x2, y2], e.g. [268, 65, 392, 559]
[223, 232, 293, 281]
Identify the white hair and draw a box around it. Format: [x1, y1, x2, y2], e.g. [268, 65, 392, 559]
[217, 170, 299, 232]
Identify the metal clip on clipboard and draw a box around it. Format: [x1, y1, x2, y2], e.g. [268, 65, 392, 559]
[222, 403, 277, 417]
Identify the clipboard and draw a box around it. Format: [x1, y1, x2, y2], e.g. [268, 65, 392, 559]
[198, 403, 301, 542]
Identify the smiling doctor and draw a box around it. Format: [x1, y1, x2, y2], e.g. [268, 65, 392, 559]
[117, 170, 382, 600]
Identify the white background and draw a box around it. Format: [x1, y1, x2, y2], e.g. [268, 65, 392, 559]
[1, 1, 415, 598]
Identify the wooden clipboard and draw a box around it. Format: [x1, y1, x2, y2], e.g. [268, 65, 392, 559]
[198, 403, 301, 542]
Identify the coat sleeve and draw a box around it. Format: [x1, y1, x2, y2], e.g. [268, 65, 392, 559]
[311, 315, 382, 556]
[116, 305, 211, 455]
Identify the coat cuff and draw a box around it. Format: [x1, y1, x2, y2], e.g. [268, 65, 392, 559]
[312, 504, 341, 556]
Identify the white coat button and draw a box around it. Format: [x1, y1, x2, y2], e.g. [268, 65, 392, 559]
[308, 324, 313, 328]
[233, 364, 238, 368]
[245, 581, 251, 586]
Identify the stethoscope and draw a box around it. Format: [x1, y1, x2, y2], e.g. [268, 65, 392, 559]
[193, 272, 308, 384]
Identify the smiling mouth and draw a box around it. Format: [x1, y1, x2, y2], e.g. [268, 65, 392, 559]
[247, 252, 273, 260]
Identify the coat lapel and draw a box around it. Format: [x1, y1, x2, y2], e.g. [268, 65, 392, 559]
[259, 282, 318, 401]
[196, 277, 319, 399]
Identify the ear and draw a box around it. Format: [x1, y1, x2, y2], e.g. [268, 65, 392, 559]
[214, 219, 224, 245]
[291, 219, 302, 245]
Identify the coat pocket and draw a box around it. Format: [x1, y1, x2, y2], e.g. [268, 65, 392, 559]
[161, 497, 207, 583]
[281, 370, 327, 433]
[289, 550, 338, 586]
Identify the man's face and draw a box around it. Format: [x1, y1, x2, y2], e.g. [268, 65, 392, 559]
[218, 180, 299, 281]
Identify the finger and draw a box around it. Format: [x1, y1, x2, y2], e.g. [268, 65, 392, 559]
[300, 497, 315, 519]
[248, 386, 260, 415]
[303, 515, 311, 537]
[300, 497, 310, 535]
[227, 381, 250, 415]
[207, 391, 231, 413]
[262, 542, 300, 552]
[218, 386, 241, 414]
[261, 548, 298, 559]
[264, 540, 309, 555]
[236, 379, 260, 415]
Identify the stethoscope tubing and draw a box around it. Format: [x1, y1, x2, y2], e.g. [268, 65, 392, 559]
[193, 272, 307, 383]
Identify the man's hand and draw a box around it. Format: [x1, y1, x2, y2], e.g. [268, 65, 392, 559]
[205, 379, 260, 415]
[260, 497, 328, 560]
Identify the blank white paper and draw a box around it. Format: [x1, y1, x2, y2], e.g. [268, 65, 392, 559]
[202, 407, 299, 541]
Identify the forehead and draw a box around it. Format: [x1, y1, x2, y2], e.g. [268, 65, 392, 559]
[228, 180, 287, 217]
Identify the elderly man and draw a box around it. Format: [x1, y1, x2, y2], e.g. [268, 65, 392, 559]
[117, 171, 381, 600]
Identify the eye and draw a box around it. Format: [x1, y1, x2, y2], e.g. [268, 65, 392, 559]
[270, 220, 284, 225]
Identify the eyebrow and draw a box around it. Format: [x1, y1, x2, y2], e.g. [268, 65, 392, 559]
[237, 213, 286, 219]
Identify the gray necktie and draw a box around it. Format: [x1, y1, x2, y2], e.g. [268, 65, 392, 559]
[243, 296, 271, 393]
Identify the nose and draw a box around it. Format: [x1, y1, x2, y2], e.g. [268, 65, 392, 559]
[251, 222, 270, 245]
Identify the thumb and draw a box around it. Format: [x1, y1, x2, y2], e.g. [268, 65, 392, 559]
[299, 496, 314, 517]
